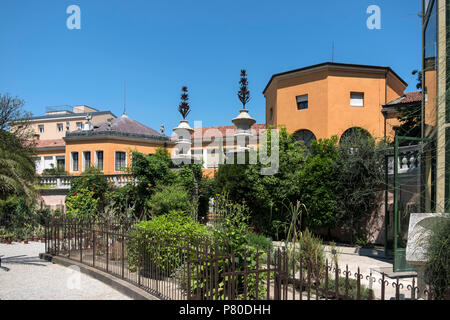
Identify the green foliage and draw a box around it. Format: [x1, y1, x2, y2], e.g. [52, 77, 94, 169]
[333, 132, 387, 242]
[127, 211, 210, 274]
[68, 167, 110, 211]
[65, 188, 99, 219]
[215, 127, 308, 237]
[0, 130, 36, 200]
[212, 194, 268, 299]
[104, 183, 141, 221]
[42, 165, 68, 176]
[147, 184, 191, 217]
[298, 138, 339, 230]
[424, 218, 450, 300]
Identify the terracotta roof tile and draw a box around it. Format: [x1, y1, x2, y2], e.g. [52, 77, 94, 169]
[386, 91, 422, 106]
[35, 139, 65, 149]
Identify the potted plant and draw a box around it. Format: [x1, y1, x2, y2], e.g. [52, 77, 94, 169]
[3, 232, 14, 244]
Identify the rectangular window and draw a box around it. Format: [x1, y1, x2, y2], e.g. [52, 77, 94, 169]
[296, 95, 308, 110]
[44, 157, 53, 170]
[76, 122, 82, 130]
[38, 125, 44, 133]
[115, 151, 126, 172]
[57, 123, 64, 132]
[34, 157, 42, 174]
[95, 151, 104, 171]
[350, 92, 364, 107]
[56, 156, 65, 171]
[71, 152, 79, 172]
[83, 151, 91, 171]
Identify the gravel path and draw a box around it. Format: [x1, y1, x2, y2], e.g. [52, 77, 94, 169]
[0, 242, 131, 300]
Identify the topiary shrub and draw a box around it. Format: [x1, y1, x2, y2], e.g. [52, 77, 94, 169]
[424, 218, 450, 300]
[147, 184, 191, 217]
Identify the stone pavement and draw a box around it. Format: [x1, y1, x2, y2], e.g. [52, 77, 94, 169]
[0, 242, 131, 300]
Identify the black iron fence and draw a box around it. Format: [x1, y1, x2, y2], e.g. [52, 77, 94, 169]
[45, 218, 435, 300]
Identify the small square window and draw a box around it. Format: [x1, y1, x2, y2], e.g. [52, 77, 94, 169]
[296, 95, 308, 110]
[350, 92, 364, 107]
[57, 123, 64, 132]
[38, 125, 44, 133]
[76, 122, 82, 130]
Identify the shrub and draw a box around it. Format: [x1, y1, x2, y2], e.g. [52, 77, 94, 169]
[69, 167, 110, 211]
[65, 188, 99, 219]
[424, 218, 450, 300]
[127, 211, 210, 275]
[147, 184, 191, 217]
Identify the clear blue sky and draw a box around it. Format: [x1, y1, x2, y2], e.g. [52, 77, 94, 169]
[0, 0, 422, 132]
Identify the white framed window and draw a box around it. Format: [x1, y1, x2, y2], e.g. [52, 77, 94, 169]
[95, 151, 104, 171]
[350, 92, 364, 107]
[296, 95, 308, 110]
[44, 157, 54, 170]
[82, 151, 91, 171]
[76, 122, 82, 130]
[34, 157, 42, 174]
[56, 156, 65, 170]
[115, 151, 126, 172]
[57, 123, 64, 132]
[38, 125, 44, 133]
[71, 152, 79, 172]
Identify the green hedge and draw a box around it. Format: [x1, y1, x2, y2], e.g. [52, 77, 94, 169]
[126, 211, 211, 276]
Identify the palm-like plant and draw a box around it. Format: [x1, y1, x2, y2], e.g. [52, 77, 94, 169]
[0, 130, 36, 200]
[178, 86, 191, 120]
[237, 69, 250, 109]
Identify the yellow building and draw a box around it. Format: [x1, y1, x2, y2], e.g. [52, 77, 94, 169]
[63, 114, 173, 175]
[263, 62, 408, 144]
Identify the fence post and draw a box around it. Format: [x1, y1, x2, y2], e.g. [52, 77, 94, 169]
[93, 228, 96, 267]
[79, 223, 82, 263]
[121, 234, 125, 279]
[187, 242, 191, 300]
[106, 229, 109, 273]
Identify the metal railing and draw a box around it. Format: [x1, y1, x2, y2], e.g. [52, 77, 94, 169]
[44, 218, 436, 301]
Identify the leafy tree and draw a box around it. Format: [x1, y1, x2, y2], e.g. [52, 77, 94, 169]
[333, 132, 387, 243]
[298, 138, 339, 230]
[0, 130, 36, 200]
[0, 93, 34, 144]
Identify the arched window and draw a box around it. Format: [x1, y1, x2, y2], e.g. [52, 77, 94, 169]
[293, 129, 317, 147]
[340, 127, 371, 144]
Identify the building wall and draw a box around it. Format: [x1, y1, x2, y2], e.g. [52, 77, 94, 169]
[29, 113, 114, 140]
[265, 66, 407, 140]
[65, 138, 173, 175]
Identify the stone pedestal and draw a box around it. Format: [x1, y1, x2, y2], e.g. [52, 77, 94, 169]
[406, 212, 449, 298]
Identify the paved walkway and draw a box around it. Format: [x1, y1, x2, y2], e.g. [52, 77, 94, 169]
[0, 242, 131, 300]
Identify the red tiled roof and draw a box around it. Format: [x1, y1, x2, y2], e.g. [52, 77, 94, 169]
[386, 91, 422, 106]
[35, 139, 65, 149]
[191, 124, 266, 139]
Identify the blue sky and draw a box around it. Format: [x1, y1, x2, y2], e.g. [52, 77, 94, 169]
[0, 0, 422, 132]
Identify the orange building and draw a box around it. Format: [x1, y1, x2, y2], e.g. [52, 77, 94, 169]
[263, 62, 408, 144]
[63, 114, 173, 175]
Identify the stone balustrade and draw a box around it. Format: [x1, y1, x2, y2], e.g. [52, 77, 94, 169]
[38, 174, 137, 189]
[387, 145, 421, 175]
